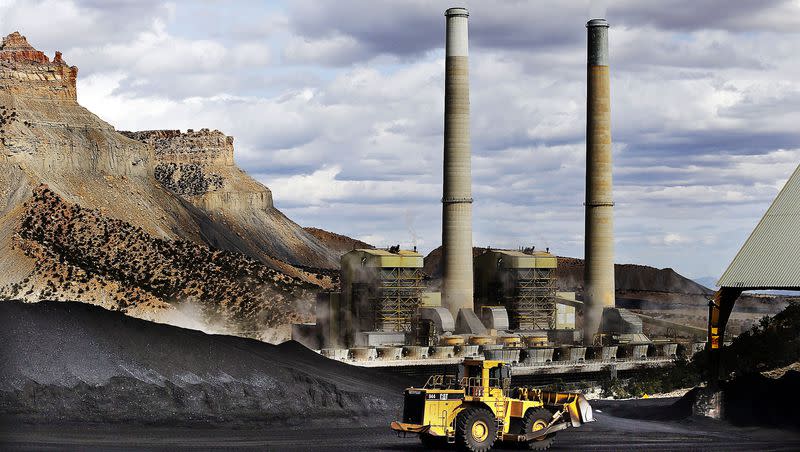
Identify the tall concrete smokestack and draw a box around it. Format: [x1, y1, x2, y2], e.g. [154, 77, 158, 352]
[583, 18, 615, 345]
[441, 7, 473, 317]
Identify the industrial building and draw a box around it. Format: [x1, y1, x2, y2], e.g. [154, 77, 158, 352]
[342, 248, 425, 346]
[474, 249, 557, 331]
[290, 8, 690, 376]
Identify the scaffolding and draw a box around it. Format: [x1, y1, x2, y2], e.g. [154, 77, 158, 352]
[474, 249, 558, 331]
[369, 267, 425, 332]
[506, 267, 556, 330]
[341, 249, 425, 339]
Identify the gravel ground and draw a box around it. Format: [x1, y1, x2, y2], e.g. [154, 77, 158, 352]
[2, 399, 800, 451]
[2, 301, 798, 451]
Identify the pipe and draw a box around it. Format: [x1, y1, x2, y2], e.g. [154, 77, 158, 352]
[441, 7, 474, 317]
[583, 18, 615, 345]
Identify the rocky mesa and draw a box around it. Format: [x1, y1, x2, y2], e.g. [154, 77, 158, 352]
[0, 32, 339, 340]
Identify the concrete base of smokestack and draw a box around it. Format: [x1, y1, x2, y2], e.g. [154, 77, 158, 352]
[441, 7, 474, 316]
[583, 18, 615, 345]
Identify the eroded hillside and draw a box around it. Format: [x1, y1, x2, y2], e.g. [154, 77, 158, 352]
[1, 186, 317, 339]
[0, 31, 339, 339]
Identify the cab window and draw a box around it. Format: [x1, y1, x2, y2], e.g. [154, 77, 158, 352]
[489, 364, 510, 383]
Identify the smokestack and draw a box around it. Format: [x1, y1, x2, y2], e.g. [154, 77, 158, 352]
[441, 7, 473, 317]
[583, 18, 614, 345]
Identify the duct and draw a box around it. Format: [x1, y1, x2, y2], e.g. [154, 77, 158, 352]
[418, 306, 455, 333]
[480, 306, 510, 331]
[600, 307, 642, 334]
[455, 308, 488, 335]
[583, 18, 615, 345]
[356, 331, 406, 347]
[441, 7, 474, 316]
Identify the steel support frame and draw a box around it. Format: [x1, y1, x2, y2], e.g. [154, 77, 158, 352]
[367, 267, 424, 333]
[507, 267, 557, 330]
[707, 287, 742, 385]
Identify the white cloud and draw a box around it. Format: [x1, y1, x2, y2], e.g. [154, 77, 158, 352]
[283, 34, 365, 65]
[11, 0, 800, 280]
[264, 166, 438, 207]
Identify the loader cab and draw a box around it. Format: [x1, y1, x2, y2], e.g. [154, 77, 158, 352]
[457, 359, 511, 395]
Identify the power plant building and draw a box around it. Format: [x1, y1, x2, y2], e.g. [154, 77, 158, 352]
[340, 249, 425, 345]
[474, 249, 557, 331]
[289, 10, 678, 371]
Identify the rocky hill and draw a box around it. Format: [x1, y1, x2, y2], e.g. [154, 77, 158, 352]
[424, 246, 713, 300]
[0, 32, 340, 339]
[121, 129, 337, 269]
[555, 256, 714, 295]
[3, 186, 323, 339]
[303, 227, 373, 256]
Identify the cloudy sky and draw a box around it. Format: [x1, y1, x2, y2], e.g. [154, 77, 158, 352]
[2, 0, 800, 282]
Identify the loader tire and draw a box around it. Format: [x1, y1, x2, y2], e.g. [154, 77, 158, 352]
[455, 407, 497, 452]
[521, 408, 556, 450]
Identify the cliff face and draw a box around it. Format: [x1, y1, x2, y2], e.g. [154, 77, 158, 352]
[121, 129, 338, 269]
[0, 32, 77, 101]
[0, 32, 336, 339]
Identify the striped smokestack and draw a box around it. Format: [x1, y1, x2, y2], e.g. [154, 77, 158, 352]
[583, 18, 615, 344]
[441, 7, 473, 317]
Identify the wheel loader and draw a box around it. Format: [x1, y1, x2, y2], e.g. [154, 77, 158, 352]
[390, 358, 594, 451]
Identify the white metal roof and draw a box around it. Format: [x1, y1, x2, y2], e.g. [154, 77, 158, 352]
[718, 163, 800, 289]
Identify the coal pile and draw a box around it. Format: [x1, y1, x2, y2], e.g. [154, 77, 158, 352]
[0, 301, 410, 427]
[721, 371, 800, 428]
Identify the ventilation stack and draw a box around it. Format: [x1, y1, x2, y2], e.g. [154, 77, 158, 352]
[583, 18, 615, 345]
[441, 7, 474, 318]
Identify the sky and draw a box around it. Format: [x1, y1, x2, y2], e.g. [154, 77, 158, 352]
[2, 0, 800, 281]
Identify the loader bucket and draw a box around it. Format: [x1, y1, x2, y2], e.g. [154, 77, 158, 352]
[540, 391, 594, 427]
[570, 394, 594, 426]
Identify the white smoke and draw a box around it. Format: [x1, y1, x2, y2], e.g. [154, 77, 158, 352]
[405, 209, 418, 250]
[149, 301, 232, 335]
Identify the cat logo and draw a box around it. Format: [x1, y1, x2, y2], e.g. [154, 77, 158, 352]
[426, 392, 463, 401]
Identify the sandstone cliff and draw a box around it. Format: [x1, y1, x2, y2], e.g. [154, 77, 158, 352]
[120, 129, 338, 269]
[0, 32, 337, 339]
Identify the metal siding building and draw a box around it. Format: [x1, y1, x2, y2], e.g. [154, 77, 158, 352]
[340, 249, 425, 334]
[474, 249, 558, 330]
[718, 163, 800, 289]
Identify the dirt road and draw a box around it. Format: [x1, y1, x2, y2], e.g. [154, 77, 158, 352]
[3, 398, 799, 451]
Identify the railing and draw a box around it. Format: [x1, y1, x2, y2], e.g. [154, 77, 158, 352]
[423, 374, 511, 396]
[423, 374, 460, 389]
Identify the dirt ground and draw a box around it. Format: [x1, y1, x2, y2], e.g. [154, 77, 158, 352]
[2, 397, 800, 451]
[3, 301, 798, 451]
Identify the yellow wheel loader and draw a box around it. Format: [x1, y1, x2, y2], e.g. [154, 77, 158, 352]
[391, 358, 594, 451]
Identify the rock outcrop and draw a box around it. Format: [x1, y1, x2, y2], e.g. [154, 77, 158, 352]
[0, 32, 338, 339]
[120, 128, 338, 269]
[0, 32, 77, 101]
